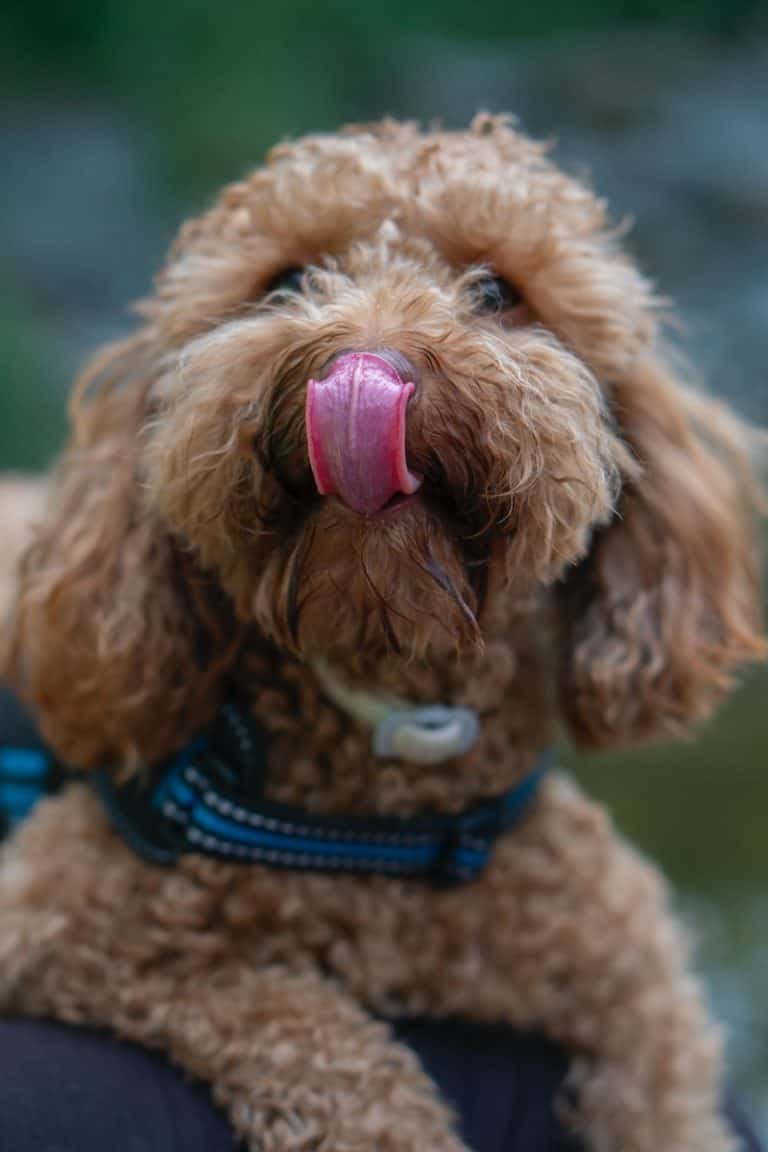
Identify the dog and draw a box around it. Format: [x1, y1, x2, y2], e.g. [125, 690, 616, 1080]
[0, 115, 764, 1151]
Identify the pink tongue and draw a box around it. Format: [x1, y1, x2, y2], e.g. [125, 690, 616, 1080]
[306, 353, 421, 514]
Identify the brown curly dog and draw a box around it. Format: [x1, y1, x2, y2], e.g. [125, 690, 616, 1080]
[1, 116, 764, 1152]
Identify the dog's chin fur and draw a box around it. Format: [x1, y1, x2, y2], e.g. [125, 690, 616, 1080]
[252, 498, 483, 661]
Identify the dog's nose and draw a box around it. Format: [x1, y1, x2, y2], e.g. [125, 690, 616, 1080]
[306, 351, 422, 515]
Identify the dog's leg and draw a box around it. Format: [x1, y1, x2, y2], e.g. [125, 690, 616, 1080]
[0, 788, 467, 1152]
[464, 777, 734, 1152]
[123, 964, 467, 1152]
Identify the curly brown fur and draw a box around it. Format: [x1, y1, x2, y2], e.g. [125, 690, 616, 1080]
[1, 115, 764, 1151]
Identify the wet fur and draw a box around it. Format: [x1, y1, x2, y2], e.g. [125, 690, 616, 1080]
[1, 116, 764, 1150]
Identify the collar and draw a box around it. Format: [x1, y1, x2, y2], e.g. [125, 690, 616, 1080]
[95, 701, 552, 886]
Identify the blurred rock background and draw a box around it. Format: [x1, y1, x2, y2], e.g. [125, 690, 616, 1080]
[1, 0, 766, 1134]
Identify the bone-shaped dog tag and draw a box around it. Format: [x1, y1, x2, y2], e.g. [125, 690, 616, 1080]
[373, 707, 479, 765]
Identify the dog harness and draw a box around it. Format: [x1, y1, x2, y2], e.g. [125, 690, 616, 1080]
[0, 687, 551, 885]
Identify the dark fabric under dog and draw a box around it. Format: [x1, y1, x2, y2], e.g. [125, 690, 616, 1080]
[0, 1018, 763, 1152]
[0, 1018, 577, 1152]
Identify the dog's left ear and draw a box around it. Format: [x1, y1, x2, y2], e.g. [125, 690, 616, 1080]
[4, 333, 240, 772]
[558, 350, 765, 747]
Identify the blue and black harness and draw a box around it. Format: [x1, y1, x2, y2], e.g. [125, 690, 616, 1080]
[0, 687, 551, 885]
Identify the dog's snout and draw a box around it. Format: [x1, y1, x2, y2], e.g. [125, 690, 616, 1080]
[306, 350, 422, 515]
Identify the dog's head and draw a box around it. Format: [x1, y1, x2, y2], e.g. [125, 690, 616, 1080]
[8, 117, 764, 768]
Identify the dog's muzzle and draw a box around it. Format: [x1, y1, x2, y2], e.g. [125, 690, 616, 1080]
[306, 351, 421, 515]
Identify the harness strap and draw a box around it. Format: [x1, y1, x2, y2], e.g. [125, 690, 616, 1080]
[97, 702, 552, 885]
[1, 688, 552, 886]
[0, 746, 58, 832]
[0, 687, 65, 836]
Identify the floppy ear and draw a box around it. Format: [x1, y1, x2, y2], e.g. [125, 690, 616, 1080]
[559, 350, 765, 747]
[4, 333, 240, 771]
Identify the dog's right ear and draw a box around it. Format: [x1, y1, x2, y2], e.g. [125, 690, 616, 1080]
[557, 352, 765, 747]
[4, 332, 240, 772]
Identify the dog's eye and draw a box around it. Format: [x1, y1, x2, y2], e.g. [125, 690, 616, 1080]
[265, 266, 306, 296]
[472, 275, 524, 316]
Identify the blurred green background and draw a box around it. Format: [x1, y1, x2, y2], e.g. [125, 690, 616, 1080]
[1, 0, 767, 1134]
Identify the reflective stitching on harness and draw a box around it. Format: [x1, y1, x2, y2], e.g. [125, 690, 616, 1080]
[195, 778, 435, 846]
